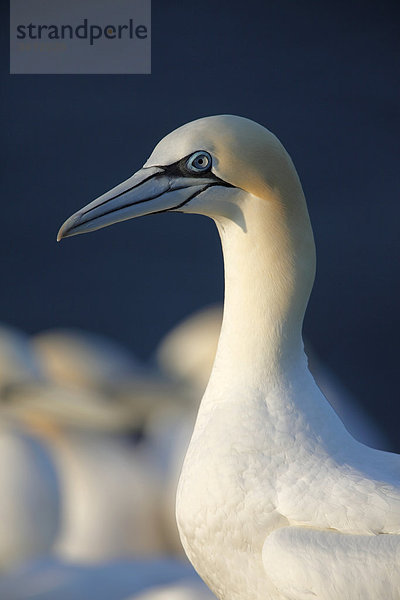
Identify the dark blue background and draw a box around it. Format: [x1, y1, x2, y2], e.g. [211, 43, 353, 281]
[1, 1, 399, 449]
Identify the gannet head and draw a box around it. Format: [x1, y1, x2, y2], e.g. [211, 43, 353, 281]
[57, 115, 304, 240]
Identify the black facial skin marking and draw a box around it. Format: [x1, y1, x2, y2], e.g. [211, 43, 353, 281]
[149, 181, 230, 217]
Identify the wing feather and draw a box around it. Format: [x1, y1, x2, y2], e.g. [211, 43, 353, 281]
[263, 526, 400, 600]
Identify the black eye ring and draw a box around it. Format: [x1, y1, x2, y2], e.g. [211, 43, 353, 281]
[186, 151, 212, 173]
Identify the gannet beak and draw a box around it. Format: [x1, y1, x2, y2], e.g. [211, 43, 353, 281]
[57, 166, 216, 241]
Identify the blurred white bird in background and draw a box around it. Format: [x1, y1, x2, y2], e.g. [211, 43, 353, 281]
[0, 420, 60, 572]
[0, 325, 60, 571]
[32, 328, 144, 392]
[32, 328, 184, 426]
[6, 383, 163, 562]
[156, 306, 223, 399]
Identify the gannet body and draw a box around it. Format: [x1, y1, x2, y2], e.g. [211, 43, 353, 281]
[59, 116, 400, 599]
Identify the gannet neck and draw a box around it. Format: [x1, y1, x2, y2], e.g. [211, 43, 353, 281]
[210, 184, 315, 390]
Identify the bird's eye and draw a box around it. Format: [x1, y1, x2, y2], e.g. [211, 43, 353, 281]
[186, 151, 212, 173]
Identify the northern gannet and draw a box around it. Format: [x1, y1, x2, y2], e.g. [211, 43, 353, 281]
[58, 115, 400, 599]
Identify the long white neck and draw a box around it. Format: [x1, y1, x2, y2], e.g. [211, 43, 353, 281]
[209, 186, 316, 393]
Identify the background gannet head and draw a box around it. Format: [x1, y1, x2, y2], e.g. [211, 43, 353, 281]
[58, 115, 306, 240]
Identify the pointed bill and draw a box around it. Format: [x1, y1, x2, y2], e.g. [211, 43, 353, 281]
[57, 166, 214, 241]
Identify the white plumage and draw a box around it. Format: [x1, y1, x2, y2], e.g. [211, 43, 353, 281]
[59, 115, 400, 599]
